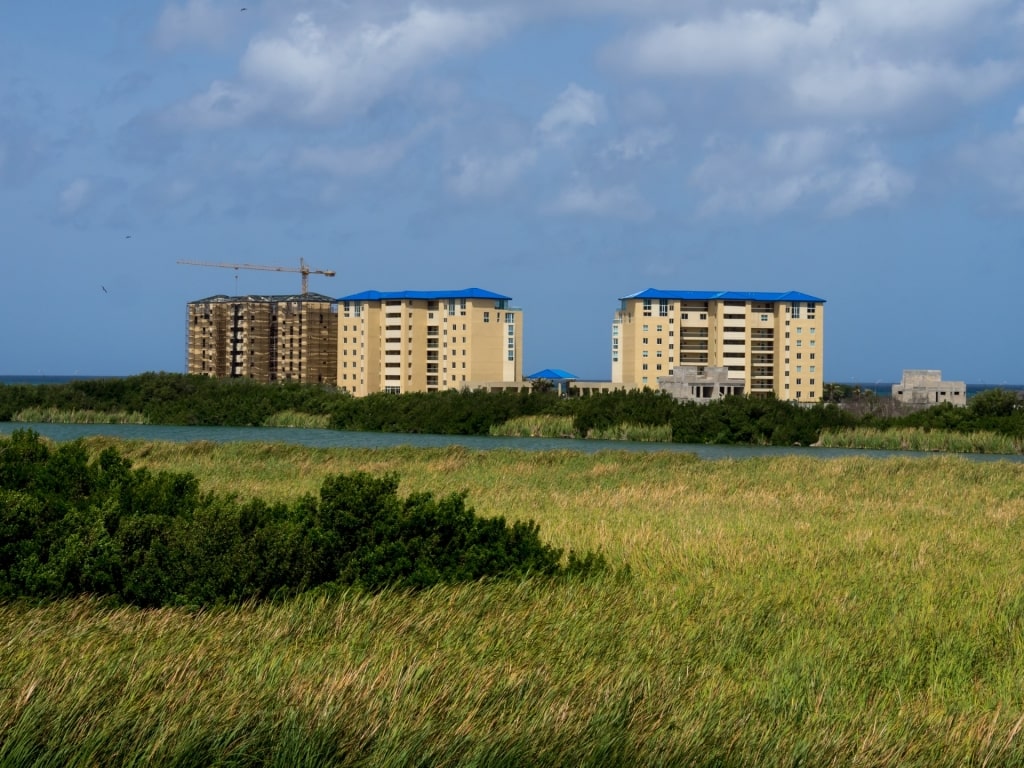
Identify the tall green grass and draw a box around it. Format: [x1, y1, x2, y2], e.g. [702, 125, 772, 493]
[4, 440, 1024, 765]
[819, 426, 1022, 454]
[11, 407, 149, 424]
[587, 422, 672, 442]
[489, 414, 577, 438]
[489, 416, 672, 442]
[261, 410, 331, 429]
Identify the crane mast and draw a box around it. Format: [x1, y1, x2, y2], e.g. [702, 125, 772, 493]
[177, 258, 336, 294]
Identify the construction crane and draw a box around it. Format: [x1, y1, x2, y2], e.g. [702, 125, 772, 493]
[178, 258, 336, 294]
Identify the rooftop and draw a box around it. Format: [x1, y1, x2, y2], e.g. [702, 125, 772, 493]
[338, 288, 512, 302]
[189, 293, 338, 304]
[620, 289, 826, 303]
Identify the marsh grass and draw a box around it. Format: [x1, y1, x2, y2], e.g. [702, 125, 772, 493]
[11, 407, 149, 424]
[489, 414, 577, 438]
[261, 410, 331, 429]
[5, 439, 1024, 765]
[819, 426, 1022, 454]
[587, 422, 673, 442]
[489, 416, 672, 443]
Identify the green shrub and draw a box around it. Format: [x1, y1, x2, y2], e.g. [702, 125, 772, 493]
[0, 431, 606, 605]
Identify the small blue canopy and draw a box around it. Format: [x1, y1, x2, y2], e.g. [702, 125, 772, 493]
[526, 368, 578, 380]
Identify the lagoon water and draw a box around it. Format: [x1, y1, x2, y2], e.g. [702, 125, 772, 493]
[2, 421, 1022, 464]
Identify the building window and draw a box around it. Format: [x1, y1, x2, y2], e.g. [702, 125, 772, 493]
[505, 312, 514, 323]
[659, 299, 668, 317]
[699, 313, 707, 320]
[791, 303, 801, 318]
[760, 314, 768, 322]
[484, 312, 490, 323]
[643, 299, 652, 316]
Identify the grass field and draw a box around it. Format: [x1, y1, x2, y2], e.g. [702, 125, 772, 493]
[3, 438, 1024, 766]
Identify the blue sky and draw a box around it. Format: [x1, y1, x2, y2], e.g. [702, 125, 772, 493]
[3, 1, 1023, 383]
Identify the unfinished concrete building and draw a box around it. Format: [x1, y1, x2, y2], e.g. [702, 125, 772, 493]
[891, 370, 966, 407]
[657, 365, 746, 403]
[186, 294, 338, 385]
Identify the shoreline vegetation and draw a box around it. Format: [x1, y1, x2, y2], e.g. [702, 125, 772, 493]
[0, 372, 1022, 454]
[3, 436, 1024, 765]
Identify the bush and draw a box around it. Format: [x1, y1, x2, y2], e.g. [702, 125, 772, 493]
[0, 431, 605, 606]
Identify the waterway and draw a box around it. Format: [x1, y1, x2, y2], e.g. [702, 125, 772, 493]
[2, 421, 1021, 463]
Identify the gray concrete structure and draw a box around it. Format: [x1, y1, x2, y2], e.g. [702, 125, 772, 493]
[892, 370, 966, 407]
[658, 365, 746, 403]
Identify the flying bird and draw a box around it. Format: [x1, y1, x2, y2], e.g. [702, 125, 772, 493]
[102, 286, 108, 293]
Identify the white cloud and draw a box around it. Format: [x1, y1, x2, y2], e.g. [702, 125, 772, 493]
[448, 149, 538, 197]
[537, 84, 607, 145]
[958, 107, 1024, 208]
[791, 59, 1020, 118]
[603, 126, 673, 161]
[549, 180, 651, 218]
[692, 130, 913, 216]
[155, 0, 234, 50]
[171, 7, 507, 127]
[825, 158, 914, 215]
[294, 134, 420, 177]
[58, 178, 92, 216]
[609, 2, 1024, 122]
[614, 11, 828, 76]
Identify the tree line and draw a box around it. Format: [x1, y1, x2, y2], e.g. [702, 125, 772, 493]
[0, 373, 1021, 445]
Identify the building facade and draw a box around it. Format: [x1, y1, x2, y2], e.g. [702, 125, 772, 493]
[185, 293, 338, 385]
[612, 290, 825, 403]
[892, 370, 966, 407]
[336, 289, 523, 395]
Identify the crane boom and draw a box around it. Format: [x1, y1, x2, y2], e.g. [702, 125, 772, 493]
[178, 258, 336, 294]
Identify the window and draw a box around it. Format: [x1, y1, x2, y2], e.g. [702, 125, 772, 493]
[791, 303, 801, 318]
[642, 324, 649, 332]
[642, 350, 649, 358]
[659, 299, 668, 317]
[642, 363, 648, 370]
[699, 313, 707, 320]
[810, 366, 816, 372]
[642, 337, 649, 345]
[483, 312, 490, 323]
[760, 314, 768, 322]
[681, 313, 689, 320]
[505, 312, 514, 323]
[643, 299, 652, 316]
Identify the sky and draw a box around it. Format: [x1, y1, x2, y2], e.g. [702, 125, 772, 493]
[2, 1, 1023, 383]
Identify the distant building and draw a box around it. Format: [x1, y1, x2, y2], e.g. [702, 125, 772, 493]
[336, 289, 522, 395]
[612, 290, 825, 403]
[658, 365, 746, 403]
[185, 293, 338, 385]
[892, 370, 966, 406]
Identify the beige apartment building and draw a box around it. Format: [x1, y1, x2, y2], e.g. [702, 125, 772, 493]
[612, 290, 825, 403]
[186, 293, 338, 385]
[336, 289, 523, 395]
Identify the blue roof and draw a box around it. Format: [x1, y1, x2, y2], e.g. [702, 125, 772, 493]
[526, 368, 578, 380]
[620, 289, 825, 303]
[338, 288, 512, 301]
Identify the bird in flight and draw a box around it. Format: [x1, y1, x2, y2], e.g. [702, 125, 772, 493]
[102, 286, 108, 293]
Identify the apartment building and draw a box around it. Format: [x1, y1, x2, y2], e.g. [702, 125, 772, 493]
[612, 290, 825, 403]
[186, 293, 338, 385]
[336, 288, 523, 395]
